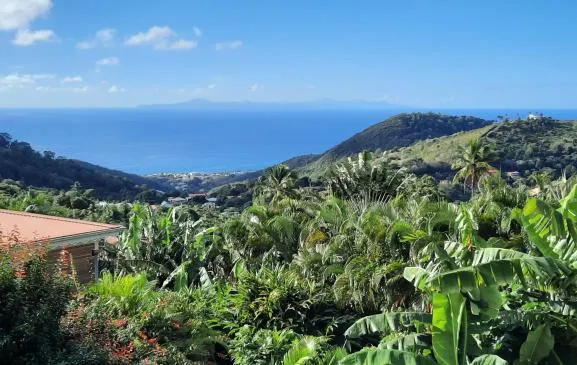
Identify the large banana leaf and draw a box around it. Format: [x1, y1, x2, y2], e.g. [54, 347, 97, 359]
[338, 348, 436, 365]
[344, 312, 432, 339]
[467, 285, 503, 320]
[518, 324, 554, 365]
[432, 292, 466, 365]
[427, 261, 516, 293]
[403, 266, 431, 291]
[379, 333, 431, 352]
[514, 197, 577, 266]
[282, 336, 325, 365]
[427, 249, 574, 294]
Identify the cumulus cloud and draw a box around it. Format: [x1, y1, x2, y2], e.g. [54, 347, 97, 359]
[96, 28, 115, 42]
[125, 26, 197, 51]
[125, 26, 174, 46]
[0, 73, 56, 90]
[0, 0, 53, 31]
[215, 40, 243, 51]
[157, 39, 197, 50]
[96, 57, 119, 66]
[61, 76, 83, 83]
[36, 85, 88, 93]
[77, 28, 115, 49]
[250, 84, 263, 92]
[108, 85, 125, 93]
[1, 74, 35, 87]
[12, 29, 56, 46]
[193, 26, 202, 37]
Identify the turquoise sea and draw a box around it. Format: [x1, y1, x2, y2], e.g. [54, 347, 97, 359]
[1, 108, 576, 174]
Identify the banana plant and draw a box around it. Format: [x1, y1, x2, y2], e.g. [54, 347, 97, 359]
[340, 187, 577, 364]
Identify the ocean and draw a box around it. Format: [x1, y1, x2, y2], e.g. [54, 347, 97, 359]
[1, 108, 577, 175]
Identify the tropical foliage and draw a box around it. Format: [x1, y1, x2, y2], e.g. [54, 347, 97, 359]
[6, 121, 577, 363]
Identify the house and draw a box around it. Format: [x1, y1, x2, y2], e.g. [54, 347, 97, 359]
[160, 201, 174, 209]
[505, 171, 520, 179]
[188, 193, 208, 198]
[167, 197, 188, 205]
[0, 209, 123, 283]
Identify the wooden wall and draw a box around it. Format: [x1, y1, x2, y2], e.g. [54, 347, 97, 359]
[47, 243, 95, 283]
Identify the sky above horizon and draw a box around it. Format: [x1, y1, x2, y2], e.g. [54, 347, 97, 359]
[1, 0, 577, 108]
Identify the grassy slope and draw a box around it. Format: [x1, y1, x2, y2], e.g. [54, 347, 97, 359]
[383, 118, 577, 179]
[388, 125, 495, 164]
[301, 113, 492, 177]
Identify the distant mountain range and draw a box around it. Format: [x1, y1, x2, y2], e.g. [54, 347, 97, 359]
[139, 98, 407, 110]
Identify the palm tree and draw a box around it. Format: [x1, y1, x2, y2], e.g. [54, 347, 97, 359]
[326, 151, 410, 205]
[256, 164, 298, 203]
[452, 138, 496, 194]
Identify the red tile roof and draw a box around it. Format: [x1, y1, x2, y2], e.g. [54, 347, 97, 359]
[0, 209, 122, 244]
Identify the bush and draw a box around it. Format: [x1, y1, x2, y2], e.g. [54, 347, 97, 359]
[228, 326, 299, 365]
[0, 254, 106, 365]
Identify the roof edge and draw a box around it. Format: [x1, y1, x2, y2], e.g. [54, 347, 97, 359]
[43, 227, 124, 250]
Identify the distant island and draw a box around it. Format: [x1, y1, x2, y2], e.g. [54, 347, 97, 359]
[138, 98, 408, 110]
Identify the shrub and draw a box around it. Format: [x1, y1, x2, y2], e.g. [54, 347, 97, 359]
[0, 252, 105, 365]
[227, 325, 299, 365]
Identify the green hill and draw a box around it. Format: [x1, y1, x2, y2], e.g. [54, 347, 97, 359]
[0, 133, 166, 200]
[301, 112, 492, 174]
[385, 117, 577, 179]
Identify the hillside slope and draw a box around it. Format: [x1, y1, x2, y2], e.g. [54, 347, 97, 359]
[301, 112, 492, 174]
[386, 117, 577, 179]
[0, 133, 166, 200]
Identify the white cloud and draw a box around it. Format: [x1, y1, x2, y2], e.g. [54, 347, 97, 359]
[207, 84, 216, 89]
[1, 74, 35, 87]
[250, 83, 263, 92]
[125, 26, 174, 46]
[71, 86, 88, 93]
[76, 28, 115, 49]
[96, 57, 119, 66]
[29, 74, 55, 80]
[76, 41, 93, 50]
[215, 40, 243, 51]
[0, 73, 56, 89]
[158, 39, 197, 50]
[108, 85, 125, 93]
[12, 29, 56, 46]
[36, 85, 88, 93]
[0, 0, 53, 31]
[96, 28, 115, 42]
[61, 76, 83, 83]
[125, 26, 196, 51]
[193, 26, 202, 37]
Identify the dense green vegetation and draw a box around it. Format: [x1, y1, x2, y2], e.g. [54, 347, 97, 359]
[6, 113, 577, 364]
[305, 113, 492, 173]
[0, 133, 165, 201]
[5, 143, 577, 363]
[0, 179, 132, 225]
[386, 116, 577, 181]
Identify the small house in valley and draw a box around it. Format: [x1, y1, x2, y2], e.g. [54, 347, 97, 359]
[0, 209, 123, 283]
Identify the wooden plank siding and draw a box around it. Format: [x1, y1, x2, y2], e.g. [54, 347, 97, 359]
[47, 243, 96, 283]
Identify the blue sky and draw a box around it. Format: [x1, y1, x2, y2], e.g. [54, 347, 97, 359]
[1, 0, 577, 108]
